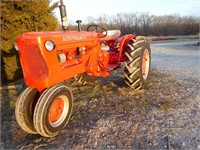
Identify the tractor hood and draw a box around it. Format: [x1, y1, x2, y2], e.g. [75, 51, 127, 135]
[15, 31, 99, 89]
[16, 31, 99, 50]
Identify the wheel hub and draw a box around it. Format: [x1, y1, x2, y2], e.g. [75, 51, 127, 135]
[49, 98, 64, 122]
[142, 49, 150, 80]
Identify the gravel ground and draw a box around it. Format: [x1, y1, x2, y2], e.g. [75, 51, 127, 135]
[1, 39, 200, 149]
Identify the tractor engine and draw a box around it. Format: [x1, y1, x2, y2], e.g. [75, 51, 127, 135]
[15, 31, 109, 90]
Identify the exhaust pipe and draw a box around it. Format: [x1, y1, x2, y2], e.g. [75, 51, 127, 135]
[59, 0, 68, 31]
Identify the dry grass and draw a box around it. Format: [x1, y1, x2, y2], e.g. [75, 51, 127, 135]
[1, 67, 200, 149]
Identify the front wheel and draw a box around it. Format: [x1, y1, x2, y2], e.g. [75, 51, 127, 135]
[33, 84, 73, 137]
[15, 87, 39, 134]
[124, 36, 151, 90]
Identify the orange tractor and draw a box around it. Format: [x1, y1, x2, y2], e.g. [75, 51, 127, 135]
[15, 0, 151, 137]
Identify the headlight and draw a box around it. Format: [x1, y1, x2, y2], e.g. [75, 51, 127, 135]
[45, 40, 55, 51]
[14, 42, 19, 51]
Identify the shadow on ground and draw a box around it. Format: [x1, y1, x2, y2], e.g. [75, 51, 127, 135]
[1, 68, 200, 149]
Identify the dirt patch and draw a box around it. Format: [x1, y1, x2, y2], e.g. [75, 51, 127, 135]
[1, 67, 200, 149]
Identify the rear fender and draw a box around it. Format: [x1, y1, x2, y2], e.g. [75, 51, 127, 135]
[118, 34, 136, 61]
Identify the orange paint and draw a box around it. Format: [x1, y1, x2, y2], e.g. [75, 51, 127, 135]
[142, 52, 147, 74]
[49, 98, 64, 122]
[16, 30, 136, 92]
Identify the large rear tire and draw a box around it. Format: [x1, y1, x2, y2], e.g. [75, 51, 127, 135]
[33, 84, 73, 137]
[15, 87, 39, 134]
[124, 36, 151, 90]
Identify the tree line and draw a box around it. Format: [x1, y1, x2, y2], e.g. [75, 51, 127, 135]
[69, 12, 199, 36]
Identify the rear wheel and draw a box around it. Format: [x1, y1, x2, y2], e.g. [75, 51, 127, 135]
[124, 36, 151, 90]
[15, 87, 39, 134]
[33, 84, 73, 137]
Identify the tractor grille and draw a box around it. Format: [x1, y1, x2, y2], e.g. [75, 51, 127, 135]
[20, 45, 48, 79]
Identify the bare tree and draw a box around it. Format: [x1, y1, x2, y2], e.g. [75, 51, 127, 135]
[70, 12, 199, 36]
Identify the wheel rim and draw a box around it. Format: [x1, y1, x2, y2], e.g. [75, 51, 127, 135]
[48, 95, 69, 127]
[142, 49, 150, 80]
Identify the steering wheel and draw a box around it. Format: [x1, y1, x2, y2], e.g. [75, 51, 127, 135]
[87, 25, 107, 38]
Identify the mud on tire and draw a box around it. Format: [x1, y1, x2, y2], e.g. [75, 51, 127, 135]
[124, 36, 151, 90]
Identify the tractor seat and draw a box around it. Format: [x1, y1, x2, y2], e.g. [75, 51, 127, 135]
[100, 30, 121, 41]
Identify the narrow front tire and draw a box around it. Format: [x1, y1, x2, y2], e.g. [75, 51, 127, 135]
[15, 87, 39, 134]
[33, 84, 73, 137]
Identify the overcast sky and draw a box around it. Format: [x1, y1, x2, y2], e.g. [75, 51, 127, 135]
[52, 0, 200, 23]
